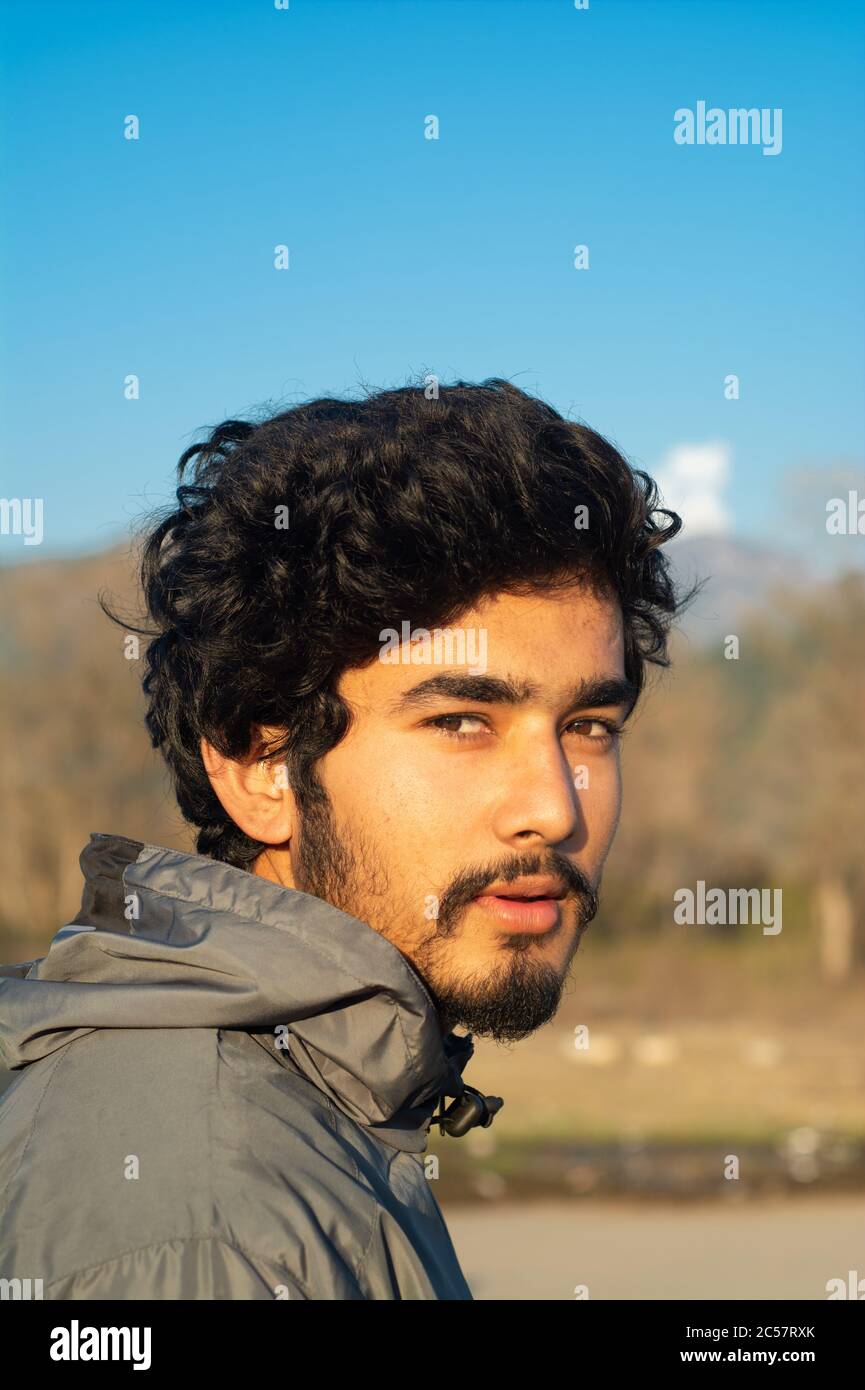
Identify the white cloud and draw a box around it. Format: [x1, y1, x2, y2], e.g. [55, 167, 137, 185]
[654, 440, 732, 536]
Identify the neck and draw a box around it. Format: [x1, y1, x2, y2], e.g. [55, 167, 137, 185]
[254, 848, 455, 1037]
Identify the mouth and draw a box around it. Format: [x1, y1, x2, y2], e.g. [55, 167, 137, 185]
[472, 892, 564, 934]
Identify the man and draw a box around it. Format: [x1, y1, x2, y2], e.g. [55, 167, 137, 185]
[0, 379, 684, 1299]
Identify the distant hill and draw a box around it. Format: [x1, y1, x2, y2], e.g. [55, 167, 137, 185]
[0, 541, 191, 949]
[668, 534, 810, 646]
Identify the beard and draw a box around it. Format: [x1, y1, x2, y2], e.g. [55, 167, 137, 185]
[292, 771, 599, 1044]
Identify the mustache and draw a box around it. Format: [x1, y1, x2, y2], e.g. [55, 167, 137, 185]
[433, 852, 599, 935]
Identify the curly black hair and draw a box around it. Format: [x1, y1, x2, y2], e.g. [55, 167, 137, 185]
[105, 377, 687, 869]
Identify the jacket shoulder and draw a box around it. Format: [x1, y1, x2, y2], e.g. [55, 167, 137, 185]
[0, 1026, 375, 1299]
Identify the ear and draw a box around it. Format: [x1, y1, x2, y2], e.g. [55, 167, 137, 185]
[199, 727, 296, 845]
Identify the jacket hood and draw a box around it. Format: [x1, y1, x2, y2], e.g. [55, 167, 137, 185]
[0, 833, 478, 1153]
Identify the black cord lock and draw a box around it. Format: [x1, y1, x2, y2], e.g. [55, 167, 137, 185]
[430, 1082, 504, 1138]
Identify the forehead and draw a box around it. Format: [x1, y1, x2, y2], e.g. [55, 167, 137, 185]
[470, 582, 623, 660]
[340, 581, 626, 709]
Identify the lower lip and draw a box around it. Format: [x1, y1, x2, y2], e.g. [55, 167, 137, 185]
[473, 894, 562, 933]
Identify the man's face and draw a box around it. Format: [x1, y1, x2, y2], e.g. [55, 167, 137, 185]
[284, 581, 634, 1042]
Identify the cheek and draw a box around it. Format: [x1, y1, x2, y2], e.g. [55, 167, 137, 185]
[584, 757, 623, 844]
[321, 737, 435, 838]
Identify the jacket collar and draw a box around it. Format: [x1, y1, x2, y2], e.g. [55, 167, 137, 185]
[2, 832, 479, 1154]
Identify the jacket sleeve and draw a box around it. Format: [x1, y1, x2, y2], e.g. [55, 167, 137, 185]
[45, 1236, 316, 1300]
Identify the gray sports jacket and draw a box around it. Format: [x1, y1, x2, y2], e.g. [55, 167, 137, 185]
[0, 833, 494, 1299]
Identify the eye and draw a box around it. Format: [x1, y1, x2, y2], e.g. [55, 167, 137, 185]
[425, 713, 490, 741]
[565, 718, 623, 745]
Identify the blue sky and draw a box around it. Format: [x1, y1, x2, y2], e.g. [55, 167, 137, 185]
[1, 0, 863, 559]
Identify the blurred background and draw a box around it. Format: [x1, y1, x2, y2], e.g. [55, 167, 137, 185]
[1, 0, 864, 1298]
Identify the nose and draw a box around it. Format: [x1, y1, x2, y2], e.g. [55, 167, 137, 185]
[489, 733, 588, 852]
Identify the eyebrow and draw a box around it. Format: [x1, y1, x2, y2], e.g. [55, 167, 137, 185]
[387, 672, 639, 719]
